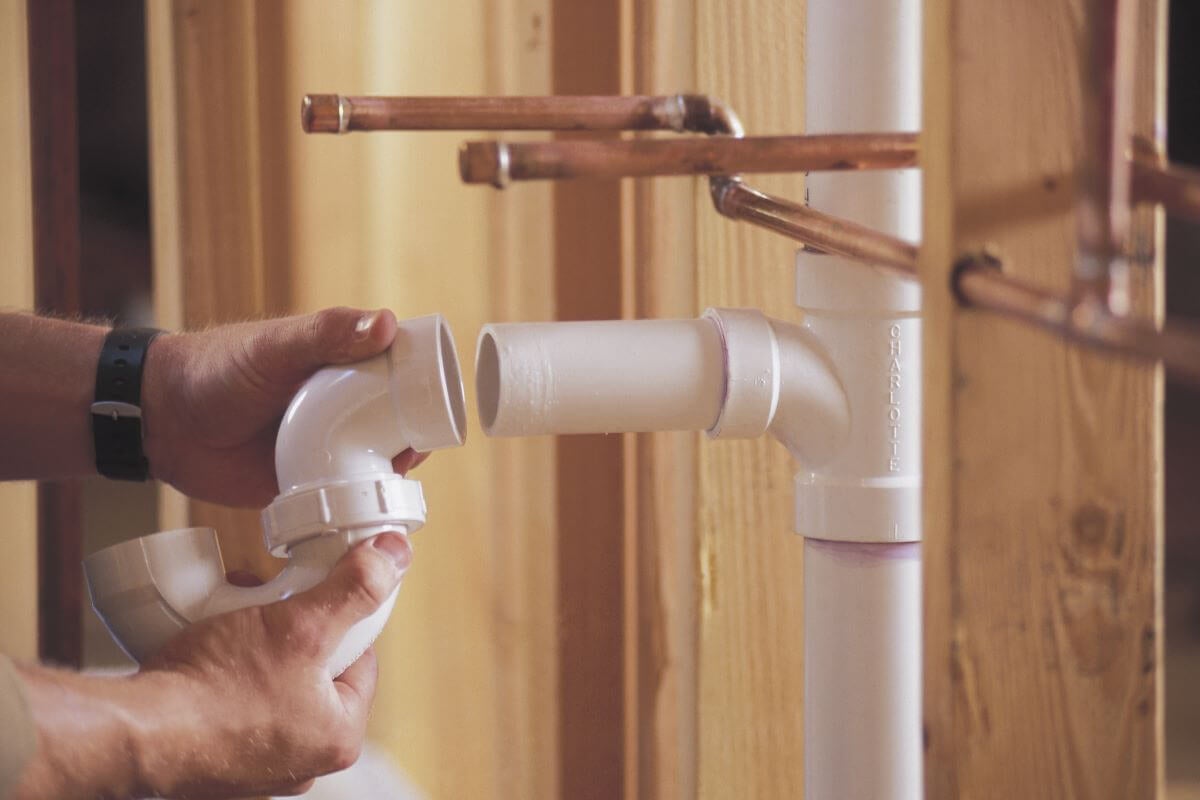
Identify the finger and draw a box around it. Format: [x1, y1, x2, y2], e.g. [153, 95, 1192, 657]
[335, 647, 379, 723]
[281, 533, 412, 649]
[392, 448, 430, 475]
[249, 307, 399, 388]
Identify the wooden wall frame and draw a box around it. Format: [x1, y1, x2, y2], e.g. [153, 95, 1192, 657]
[922, 0, 1165, 796]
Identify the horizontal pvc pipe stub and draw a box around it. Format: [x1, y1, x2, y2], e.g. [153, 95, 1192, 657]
[262, 473, 427, 557]
[703, 307, 780, 439]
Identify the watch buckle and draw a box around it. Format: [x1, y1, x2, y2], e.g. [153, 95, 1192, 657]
[91, 401, 143, 421]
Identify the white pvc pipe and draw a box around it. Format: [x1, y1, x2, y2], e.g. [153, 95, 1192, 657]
[476, 318, 725, 436]
[802, 0, 922, 797]
[85, 314, 467, 676]
[804, 539, 922, 800]
[476, 310, 851, 467]
[805, 0, 921, 240]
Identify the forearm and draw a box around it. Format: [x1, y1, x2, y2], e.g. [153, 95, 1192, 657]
[11, 663, 191, 800]
[0, 313, 108, 480]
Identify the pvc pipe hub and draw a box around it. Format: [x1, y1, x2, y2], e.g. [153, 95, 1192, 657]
[262, 472, 427, 557]
[387, 314, 468, 453]
[703, 307, 780, 439]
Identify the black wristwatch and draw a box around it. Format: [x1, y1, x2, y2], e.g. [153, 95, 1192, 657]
[91, 327, 164, 481]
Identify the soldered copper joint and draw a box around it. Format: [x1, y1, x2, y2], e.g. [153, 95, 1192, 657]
[301, 94, 348, 134]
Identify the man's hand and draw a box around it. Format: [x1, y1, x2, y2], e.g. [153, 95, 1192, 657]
[142, 307, 427, 507]
[14, 532, 412, 799]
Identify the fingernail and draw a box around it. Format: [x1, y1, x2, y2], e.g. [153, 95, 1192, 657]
[354, 310, 380, 340]
[372, 533, 412, 571]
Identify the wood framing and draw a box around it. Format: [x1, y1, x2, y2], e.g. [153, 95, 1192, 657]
[620, 2, 810, 796]
[481, 1, 559, 797]
[693, 2, 808, 797]
[922, 1, 1165, 797]
[27, 0, 84, 667]
[621, 0, 702, 796]
[0, 0, 39, 662]
[146, 1, 285, 583]
[550, 4, 629, 799]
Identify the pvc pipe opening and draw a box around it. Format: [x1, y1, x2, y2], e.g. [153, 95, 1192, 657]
[438, 319, 469, 444]
[476, 330, 501, 434]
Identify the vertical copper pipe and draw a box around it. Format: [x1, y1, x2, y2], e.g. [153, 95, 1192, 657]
[1075, 0, 1138, 313]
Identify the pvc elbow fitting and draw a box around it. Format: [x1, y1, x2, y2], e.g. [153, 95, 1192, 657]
[85, 314, 467, 676]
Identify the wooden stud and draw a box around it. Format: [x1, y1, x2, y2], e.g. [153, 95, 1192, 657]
[27, 0, 84, 668]
[0, 0, 38, 661]
[621, 0, 702, 796]
[694, 1, 808, 796]
[921, 0, 1165, 796]
[551, 3, 628, 797]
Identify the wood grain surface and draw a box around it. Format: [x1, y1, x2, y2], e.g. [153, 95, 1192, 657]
[921, 1, 1165, 797]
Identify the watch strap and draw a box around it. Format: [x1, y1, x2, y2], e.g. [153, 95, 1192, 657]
[92, 327, 163, 481]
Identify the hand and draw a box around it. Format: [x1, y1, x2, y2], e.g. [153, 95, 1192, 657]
[13, 532, 412, 800]
[136, 532, 412, 798]
[142, 307, 428, 507]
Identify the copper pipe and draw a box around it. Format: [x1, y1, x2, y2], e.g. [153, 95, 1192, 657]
[458, 133, 918, 185]
[956, 256, 1200, 384]
[301, 93, 741, 134]
[1074, 0, 1137, 313]
[303, 93, 1200, 214]
[710, 179, 919, 277]
[299, 91, 1200, 379]
[1132, 151, 1200, 223]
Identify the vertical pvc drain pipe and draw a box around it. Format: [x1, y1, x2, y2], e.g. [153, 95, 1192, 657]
[801, 0, 923, 798]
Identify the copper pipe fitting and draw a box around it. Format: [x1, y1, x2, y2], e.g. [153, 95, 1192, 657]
[1073, 0, 1137, 314]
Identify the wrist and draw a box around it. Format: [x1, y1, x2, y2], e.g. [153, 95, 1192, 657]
[13, 665, 183, 800]
[125, 669, 206, 798]
[140, 332, 182, 485]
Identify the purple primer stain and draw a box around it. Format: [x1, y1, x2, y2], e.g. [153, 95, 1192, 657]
[805, 537, 920, 566]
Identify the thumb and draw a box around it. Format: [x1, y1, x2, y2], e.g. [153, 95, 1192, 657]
[250, 307, 399, 388]
[283, 533, 412, 646]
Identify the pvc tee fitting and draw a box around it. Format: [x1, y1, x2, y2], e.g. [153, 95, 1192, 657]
[475, 307, 850, 466]
[85, 314, 467, 677]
